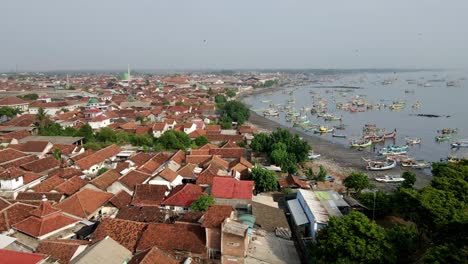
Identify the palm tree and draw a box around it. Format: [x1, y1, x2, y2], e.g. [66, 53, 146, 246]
[36, 107, 49, 128]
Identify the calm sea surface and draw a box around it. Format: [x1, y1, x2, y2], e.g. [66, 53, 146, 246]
[244, 70, 468, 165]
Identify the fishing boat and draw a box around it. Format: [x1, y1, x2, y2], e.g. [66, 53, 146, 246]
[261, 100, 272, 103]
[412, 102, 422, 109]
[365, 159, 397, 171]
[371, 135, 385, 143]
[389, 104, 405, 111]
[334, 123, 346, 130]
[350, 139, 372, 148]
[375, 175, 405, 183]
[451, 140, 468, 148]
[263, 109, 279, 117]
[401, 159, 431, 169]
[436, 135, 452, 142]
[308, 152, 321, 159]
[332, 133, 346, 138]
[384, 129, 397, 139]
[313, 126, 334, 134]
[379, 148, 408, 156]
[323, 114, 342, 121]
[406, 138, 421, 145]
[439, 128, 458, 135]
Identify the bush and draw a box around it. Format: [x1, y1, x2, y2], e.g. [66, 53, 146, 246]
[191, 195, 215, 212]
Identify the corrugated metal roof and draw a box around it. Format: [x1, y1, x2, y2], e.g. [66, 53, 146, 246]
[287, 199, 309, 226]
[298, 189, 330, 224]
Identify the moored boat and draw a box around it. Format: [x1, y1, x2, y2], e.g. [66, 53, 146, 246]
[451, 140, 468, 148]
[350, 139, 372, 148]
[406, 138, 421, 145]
[365, 159, 397, 171]
[332, 133, 346, 138]
[313, 126, 334, 134]
[375, 175, 405, 183]
[401, 159, 431, 169]
[263, 109, 279, 117]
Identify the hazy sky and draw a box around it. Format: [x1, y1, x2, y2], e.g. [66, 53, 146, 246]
[2, 0, 468, 71]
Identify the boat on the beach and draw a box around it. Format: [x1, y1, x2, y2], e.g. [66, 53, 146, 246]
[350, 139, 372, 148]
[365, 159, 397, 171]
[375, 175, 405, 183]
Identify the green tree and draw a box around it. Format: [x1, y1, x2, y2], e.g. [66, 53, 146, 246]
[175, 101, 185, 106]
[250, 133, 270, 153]
[194, 136, 210, 147]
[343, 172, 371, 195]
[401, 171, 417, 188]
[0, 106, 21, 119]
[220, 101, 250, 126]
[317, 165, 327, 182]
[226, 89, 236, 98]
[358, 190, 394, 218]
[18, 93, 38, 100]
[208, 87, 214, 96]
[97, 167, 109, 176]
[96, 127, 116, 143]
[387, 225, 418, 263]
[191, 195, 215, 212]
[305, 168, 315, 180]
[157, 130, 191, 150]
[36, 107, 49, 128]
[77, 124, 94, 141]
[313, 211, 396, 264]
[249, 167, 278, 193]
[52, 148, 62, 161]
[84, 142, 102, 150]
[214, 94, 227, 104]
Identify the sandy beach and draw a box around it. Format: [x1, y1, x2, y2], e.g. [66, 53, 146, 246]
[240, 88, 433, 190]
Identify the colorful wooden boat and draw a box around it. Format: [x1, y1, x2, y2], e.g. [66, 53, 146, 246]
[350, 139, 372, 148]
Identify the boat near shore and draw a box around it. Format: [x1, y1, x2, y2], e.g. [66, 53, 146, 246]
[364, 159, 397, 171]
[375, 175, 405, 183]
[350, 139, 372, 148]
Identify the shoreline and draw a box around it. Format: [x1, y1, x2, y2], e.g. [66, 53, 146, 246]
[239, 86, 432, 190]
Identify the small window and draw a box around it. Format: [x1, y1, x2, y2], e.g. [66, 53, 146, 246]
[227, 242, 240, 247]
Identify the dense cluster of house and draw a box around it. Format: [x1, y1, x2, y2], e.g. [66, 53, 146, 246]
[0, 72, 356, 264]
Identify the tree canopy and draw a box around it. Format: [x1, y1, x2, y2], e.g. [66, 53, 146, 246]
[401, 171, 416, 188]
[219, 100, 250, 126]
[250, 129, 311, 173]
[248, 167, 278, 193]
[156, 130, 191, 150]
[343, 172, 371, 195]
[191, 195, 215, 212]
[314, 211, 396, 264]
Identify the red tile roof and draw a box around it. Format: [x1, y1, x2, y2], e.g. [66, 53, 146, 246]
[176, 163, 198, 179]
[90, 169, 120, 190]
[119, 170, 151, 191]
[75, 144, 121, 170]
[0, 148, 27, 163]
[128, 247, 179, 264]
[211, 177, 254, 200]
[31, 176, 66, 193]
[0, 96, 29, 105]
[0, 203, 37, 232]
[16, 192, 63, 203]
[129, 153, 153, 167]
[156, 168, 179, 182]
[36, 240, 89, 264]
[136, 223, 206, 255]
[162, 184, 205, 207]
[56, 188, 113, 219]
[108, 190, 132, 209]
[116, 207, 166, 223]
[138, 153, 169, 174]
[13, 200, 78, 238]
[201, 205, 234, 228]
[91, 218, 147, 252]
[132, 184, 168, 207]
[0, 249, 46, 264]
[48, 167, 83, 179]
[1, 155, 38, 169]
[21, 156, 61, 173]
[54, 176, 88, 196]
